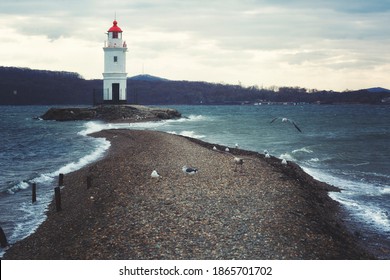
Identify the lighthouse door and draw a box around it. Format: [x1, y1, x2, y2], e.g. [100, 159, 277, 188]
[112, 83, 120, 103]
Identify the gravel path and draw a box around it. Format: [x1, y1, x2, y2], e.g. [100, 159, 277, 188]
[3, 130, 373, 259]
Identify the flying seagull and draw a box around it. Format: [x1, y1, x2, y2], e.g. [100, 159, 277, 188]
[270, 117, 302, 132]
[182, 166, 198, 175]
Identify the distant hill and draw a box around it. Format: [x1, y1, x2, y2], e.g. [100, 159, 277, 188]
[128, 74, 169, 82]
[1, 66, 390, 105]
[0, 66, 96, 105]
[366, 87, 390, 93]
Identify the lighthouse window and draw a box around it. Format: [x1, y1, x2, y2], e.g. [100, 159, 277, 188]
[114, 56, 118, 62]
[113, 32, 118, 39]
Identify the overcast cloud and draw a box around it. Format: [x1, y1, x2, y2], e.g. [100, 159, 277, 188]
[1, 0, 389, 90]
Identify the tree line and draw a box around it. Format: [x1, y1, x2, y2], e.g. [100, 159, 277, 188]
[1, 66, 389, 105]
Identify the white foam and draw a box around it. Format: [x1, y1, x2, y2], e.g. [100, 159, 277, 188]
[303, 166, 390, 232]
[168, 114, 208, 123]
[330, 192, 390, 232]
[178, 130, 206, 139]
[302, 167, 371, 194]
[10, 200, 49, 242]
[292, 147, 313, 154]
[36, 138, 110, 183]
[166, 131, 178, 135]
[279, 152, 295, 161]
[7, 181, 29, 194]
[380, 187, 390, 195]
[7, 137, 111, 193]
[77, 121, 166, 136]
[78, 121, 107, 136]
[186, 114, 209, 122]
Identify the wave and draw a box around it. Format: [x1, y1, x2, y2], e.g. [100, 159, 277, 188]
[178, 130, 206, 139]
[78, 121, 108, 136]
[6, 181, 30, 195]
[330, 192, 390, 232]
[34, 137, 110, 184]
[167, 130, 206, 139]
[10, 200, 49, 242]
[168, 114, 209, 123]
[346, 162, 370, 167]
[6, 137, 110, 194]
[302, 166, 390, 233]
[279, 152, 295, 161]
[78, 119, 182, 136]
[380, 187, 390, 195]
[292, 147, 313, 154]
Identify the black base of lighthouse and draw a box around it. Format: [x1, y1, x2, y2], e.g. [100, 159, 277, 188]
[102, 100, 127, 105]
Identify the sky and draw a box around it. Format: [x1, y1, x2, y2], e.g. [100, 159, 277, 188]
[1, 0, 389, 91]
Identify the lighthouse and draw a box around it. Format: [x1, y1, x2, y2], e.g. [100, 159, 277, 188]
[103, 20, 128, 104]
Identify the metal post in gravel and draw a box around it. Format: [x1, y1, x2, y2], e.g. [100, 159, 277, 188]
[58, 173, 64, 186]
[0, 226, 8, 248]
[32, 183, 37, 203]
[54, 186, 62, 212]
[87, 176, 92, 189]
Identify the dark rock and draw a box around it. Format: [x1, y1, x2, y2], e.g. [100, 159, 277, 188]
[40, 105, 181, 122]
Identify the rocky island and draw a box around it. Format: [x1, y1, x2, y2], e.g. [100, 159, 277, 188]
[40, 105, 181, 122]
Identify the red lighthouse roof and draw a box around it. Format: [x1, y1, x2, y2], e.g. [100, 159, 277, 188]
[108, 20, 122, 32]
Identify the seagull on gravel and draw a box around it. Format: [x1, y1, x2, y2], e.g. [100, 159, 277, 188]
[182, 166, 198, 175]
[270, 117, 302, 132]
[281, 158, 288, 165]
[151, 170, 161, 178]
[234, 157, 244, 172]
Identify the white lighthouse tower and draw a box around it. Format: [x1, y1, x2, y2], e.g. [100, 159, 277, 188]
[103, 20, 128, 104]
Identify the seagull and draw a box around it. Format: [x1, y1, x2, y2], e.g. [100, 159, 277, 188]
[213, 146, 218, 151]
[235, 143, 239, 149]
[211, 146, 254, 172]
[265, 153, 271, 158]
[182, 166, 198, 175]
[234, 157, 244, 171]
[270, 117, 302, 132]
[151, 170, 161, 178]
[281, 158, 288, 165]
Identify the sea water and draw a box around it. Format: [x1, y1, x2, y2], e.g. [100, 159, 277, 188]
[0, 104, 389, 258]
[0, 106, 110, 258]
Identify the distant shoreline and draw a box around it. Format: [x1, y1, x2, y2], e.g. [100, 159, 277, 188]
[3, 129, 374, 259]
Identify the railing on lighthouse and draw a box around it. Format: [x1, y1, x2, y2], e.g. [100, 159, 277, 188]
[104, 41, 127, 48]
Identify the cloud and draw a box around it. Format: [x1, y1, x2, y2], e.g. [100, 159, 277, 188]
[1, 0, 389, 90]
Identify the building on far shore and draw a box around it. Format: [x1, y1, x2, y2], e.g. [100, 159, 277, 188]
[102, 19, 128, 104]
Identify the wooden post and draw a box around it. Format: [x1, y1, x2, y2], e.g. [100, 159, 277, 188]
[54, 186, 62, 212]
[0, 226, 8, 248]
[32, 183, 37, 203]
[86, 176, 92, 189]
[58, 173, 64, 186]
